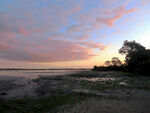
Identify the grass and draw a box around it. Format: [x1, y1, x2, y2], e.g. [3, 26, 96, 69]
[0, 95, 86, 113]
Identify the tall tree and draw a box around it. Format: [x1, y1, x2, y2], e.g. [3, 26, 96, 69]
[119, 40, 146, 65]
[104, 57, 122, 66]
[104, 61, 111, 66]
[119, 40, 150, 74]
[111, 57, 122, 66]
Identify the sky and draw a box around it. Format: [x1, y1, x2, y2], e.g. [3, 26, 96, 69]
[0, 0, 150, 68]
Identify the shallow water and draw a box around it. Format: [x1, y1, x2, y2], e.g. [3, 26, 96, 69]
[0, 69, 86, 80]
[119, 81, 127, 85]
[0, 69, 88, 98]
[81, 77, 116, 82]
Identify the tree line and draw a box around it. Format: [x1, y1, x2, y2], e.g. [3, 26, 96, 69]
[92, 40, 150, 76]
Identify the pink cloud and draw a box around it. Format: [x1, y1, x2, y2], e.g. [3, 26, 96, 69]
[100, 45, 108, 50]
[67, 6, 137, 35]
[37, 46, 46, 49]
[0, 42, 12, 52]
[52, 3, 81, 26]
[80, 41, 107, 50]
[0, 1, 113, 63]
[51, 33, 66, 39]
[126, 8, 137, 14]
[66, 24, 95, 40]
[67, 4, 81, 14]
[79, 34, 91, 40]
[141, 0, 150, 6]
[18, 29, 29, 36]
[67, 24, 85, 33]
[80, 41, 100, 48]
[96, 6, 137, 27]
[67, 33, 91, 40]
[0, 31, 16, 39]
[0, 38, 107, 62]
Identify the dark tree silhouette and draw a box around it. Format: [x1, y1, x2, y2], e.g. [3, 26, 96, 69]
[119, 40, 145, 55]
[93, 65, 98, 70]
[92, 40, 150, 75]
[119, 40, 146, 65]
[104, 57, 122, 66]
[119, 40, 150, 75]
[104, 61, 111, 66]
[111, 57, 122, 66]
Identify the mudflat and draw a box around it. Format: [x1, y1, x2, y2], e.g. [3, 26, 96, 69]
[0, 71, 150, 113]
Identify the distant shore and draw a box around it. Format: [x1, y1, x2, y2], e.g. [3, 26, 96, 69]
[0, 68, 90, 70]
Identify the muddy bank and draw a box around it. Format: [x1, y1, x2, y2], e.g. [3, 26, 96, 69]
[57, 92, 150, 113]
[0, 71, 150, 113]
[0, 69, 82, 99]
[0, 76, 38, 99]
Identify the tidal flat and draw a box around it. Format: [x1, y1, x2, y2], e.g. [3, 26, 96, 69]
[0, 70, 150, 113]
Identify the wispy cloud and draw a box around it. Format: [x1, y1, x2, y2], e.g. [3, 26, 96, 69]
[0, 0, 144, 65]
[0, 38, 107, 62]
[96, 6, 137, 27]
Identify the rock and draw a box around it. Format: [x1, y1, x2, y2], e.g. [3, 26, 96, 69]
[126, 91, 130, 94]
[0, 92, 7, 95]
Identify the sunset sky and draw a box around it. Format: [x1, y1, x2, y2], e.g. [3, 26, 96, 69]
[0, 0, 150, 68]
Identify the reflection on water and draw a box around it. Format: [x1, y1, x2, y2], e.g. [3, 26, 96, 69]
[82, 77, 116, 82]
[0, 70, 86, 79]
[119, 82, 127, 85]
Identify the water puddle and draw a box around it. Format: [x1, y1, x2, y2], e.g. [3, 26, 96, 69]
[119, 82, 127, 86]
[80, 77, 116, 82]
